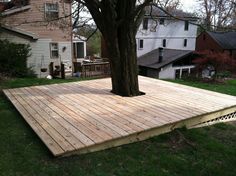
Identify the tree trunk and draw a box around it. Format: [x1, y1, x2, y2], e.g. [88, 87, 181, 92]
[104, 23, 140, 97]
[83, 0, 146, 97]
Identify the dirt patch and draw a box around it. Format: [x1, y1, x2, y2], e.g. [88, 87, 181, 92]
[228, 121, 236, 126]
[201, 78, 226, 84]
[169, 130, 196, 151]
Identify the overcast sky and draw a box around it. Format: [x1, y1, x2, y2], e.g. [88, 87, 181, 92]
[180, 0, 198, 12]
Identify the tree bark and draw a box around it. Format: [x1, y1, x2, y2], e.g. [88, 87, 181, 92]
[105, 22, 140, 97]
[83, 0, 150, 96]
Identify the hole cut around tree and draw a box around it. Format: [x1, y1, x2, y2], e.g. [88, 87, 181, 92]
[110, 90, 146, 97]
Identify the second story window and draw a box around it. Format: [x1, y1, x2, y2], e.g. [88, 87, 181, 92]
[143, 18, 148, 30]
[163, 39, 166, 47]
[184, 21, 189, 31]
[138, 39, 144, 50]
[45, 3, 59, 20]
[50, 43, 59, 58]
[160, 18, 165, 25]
[184, 39, 188, 47]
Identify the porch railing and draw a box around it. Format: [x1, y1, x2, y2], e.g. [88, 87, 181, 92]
[74, 62, 111, 78]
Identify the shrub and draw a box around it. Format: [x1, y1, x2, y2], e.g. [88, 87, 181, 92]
[193, 51, 236, 79]
[0, 39, 35, 77]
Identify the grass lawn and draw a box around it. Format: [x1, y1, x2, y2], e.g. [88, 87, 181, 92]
[0, 77, 236, 176]
[169, 79, 236, 96]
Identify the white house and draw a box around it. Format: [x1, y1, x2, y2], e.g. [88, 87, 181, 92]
[138, 48, 196, 79]
[136, 6, 199, 57]
[137, 6, 199, 79]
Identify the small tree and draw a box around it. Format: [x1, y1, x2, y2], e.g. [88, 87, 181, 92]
[193, 50, 236, 78]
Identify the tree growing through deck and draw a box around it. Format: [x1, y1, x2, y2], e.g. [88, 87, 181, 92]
[74, 0, 182, 97]
[74, 0, 149, 96]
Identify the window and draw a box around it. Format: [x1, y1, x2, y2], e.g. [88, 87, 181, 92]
[175, 69, 180, 79]
[50, 43, 59, 58]
[143, 18, 148, 30]
[138, 39, 144, 50]
[182, 68, 190, 78]
[160, 18, 165, 25]
[184, 39, 188, 47]
[184, 21, 189, 31]
[45, 3, 59, 20]
[73, 42, 85, 58]
[162, 39, 166, 47]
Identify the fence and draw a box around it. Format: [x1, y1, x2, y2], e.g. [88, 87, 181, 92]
[74, 62, 110, 78]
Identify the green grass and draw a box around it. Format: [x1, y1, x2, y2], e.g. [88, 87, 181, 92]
[0, 77, 236, 176]
[168, 79, 236, 96]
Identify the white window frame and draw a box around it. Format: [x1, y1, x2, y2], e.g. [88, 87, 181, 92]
[50, 43, 59, 59]
[45, 3, 59, 20]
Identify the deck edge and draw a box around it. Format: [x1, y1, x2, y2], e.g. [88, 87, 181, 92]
[61, 106, 236, 157]
[2, 89, 64, 157]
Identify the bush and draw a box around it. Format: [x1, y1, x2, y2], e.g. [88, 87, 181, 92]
[216, 71, 232, 78]
[193, 50, 236, 79]
[0, 39, 35, 77]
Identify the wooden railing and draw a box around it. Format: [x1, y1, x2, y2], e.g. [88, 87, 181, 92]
[74, 62, 110, 78]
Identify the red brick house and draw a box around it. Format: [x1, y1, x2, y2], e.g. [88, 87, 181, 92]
[196, 31, 236, 59]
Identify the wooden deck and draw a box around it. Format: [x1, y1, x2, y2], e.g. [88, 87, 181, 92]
[3, 76, 236, 157]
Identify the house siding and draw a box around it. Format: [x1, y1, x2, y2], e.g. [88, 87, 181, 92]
[28, 39, 52, 77]
[196, 32, 223, 51]
[141, 64, 195, 80]
[2, 0, 71, 42]
[136, 19, 198, 56]
[158, 64, 175, 79]
[0, 0, 72, 77]
[136, 38, 196, 56]
[196, 32, 236, 59]
[0, 31, 72, 77]
[144, 64, 195, 80]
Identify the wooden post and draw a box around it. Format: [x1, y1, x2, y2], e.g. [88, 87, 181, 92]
[49, 62, 54, 77]
[61, 63, 65, 79]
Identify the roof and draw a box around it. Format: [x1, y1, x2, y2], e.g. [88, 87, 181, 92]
[0, 0, 30, 13]
[144, 5, 199, 20]
[207, 31, 236, 50]
[73, 34, 87, 41]
[137, 48, 193, 69]
[0, 25, 39, 40]
[1, 4, 31, 16]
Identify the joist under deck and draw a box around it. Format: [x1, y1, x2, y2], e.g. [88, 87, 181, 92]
[3, 76, 236, 157]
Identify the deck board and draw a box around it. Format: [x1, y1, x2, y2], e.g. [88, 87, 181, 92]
[3, 76, 236, 157]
